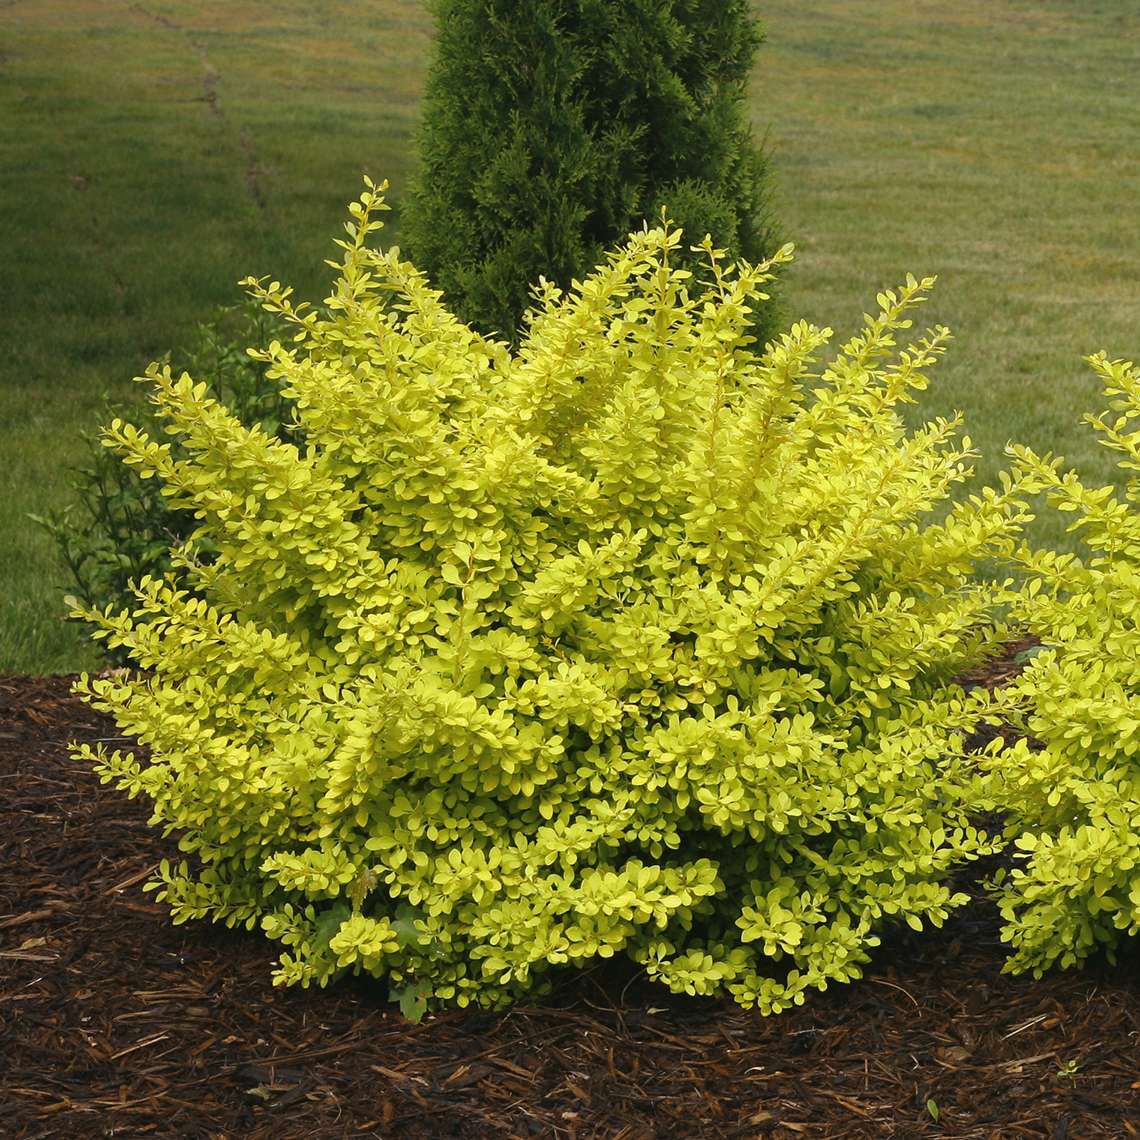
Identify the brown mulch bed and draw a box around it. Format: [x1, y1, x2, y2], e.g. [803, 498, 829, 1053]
[2, 661, 1139, 1139]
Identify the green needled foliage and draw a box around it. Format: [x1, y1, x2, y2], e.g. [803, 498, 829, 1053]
[73, 183, 1029, 1016]
[988, 354, 1140, 976]
[402, 0, 779, 345]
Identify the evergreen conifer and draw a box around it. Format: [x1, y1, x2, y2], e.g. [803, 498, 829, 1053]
[403, 0, 779, 343]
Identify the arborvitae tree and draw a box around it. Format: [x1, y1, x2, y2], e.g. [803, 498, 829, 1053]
[403, 0, 779, 343]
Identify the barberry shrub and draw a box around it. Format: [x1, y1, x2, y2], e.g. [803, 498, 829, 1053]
[987, 355, 1140, 976]
[403, 0, 779, 344]
[40, 300, 294, 658]
[73, 183, 1028, 1016]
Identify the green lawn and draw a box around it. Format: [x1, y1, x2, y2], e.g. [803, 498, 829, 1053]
[759, 0, 1140, 510]
[1, 0, 1137, 673]
[0, 0, 432, 672]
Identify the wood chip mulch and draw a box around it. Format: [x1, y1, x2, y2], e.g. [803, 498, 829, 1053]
[2, 658, 1138, 1139]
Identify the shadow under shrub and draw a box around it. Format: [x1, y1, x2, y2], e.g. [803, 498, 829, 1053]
[73, 181, 1033, 1017]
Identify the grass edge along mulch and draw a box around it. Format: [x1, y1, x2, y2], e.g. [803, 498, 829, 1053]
[2, 658, 1139, 1139]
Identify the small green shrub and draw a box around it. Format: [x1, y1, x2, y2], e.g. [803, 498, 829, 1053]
[40, 301, 294, 657]
[987, 354, 1140, 975]
[403, 0, 779, 344]
[73, 183, 1030, 1016]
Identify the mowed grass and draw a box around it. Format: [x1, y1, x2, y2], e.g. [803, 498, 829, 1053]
[1, 0, 1137, 673]
[759, 0, 1139, 512]
[0, 0, 432, 671]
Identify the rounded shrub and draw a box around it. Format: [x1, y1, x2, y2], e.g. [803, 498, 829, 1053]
[987, 354, 1140, 975]
[403, 0, 779, 344]
[74, 183, 1030, 1016]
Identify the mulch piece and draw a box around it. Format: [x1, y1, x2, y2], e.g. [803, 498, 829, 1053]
[2, 655, 1138, 1139]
